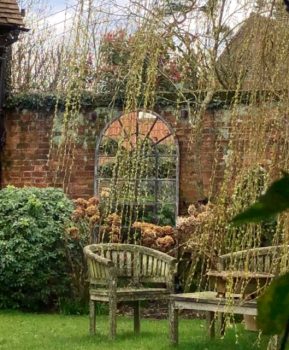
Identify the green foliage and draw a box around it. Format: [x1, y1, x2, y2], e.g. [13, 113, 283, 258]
[257, 272, 289, 335]
[232, 172, 289, 224]
[157, 205, 176, 226]
[158, 158, 176, 178]
[5, 93, 60, 112]
[99, 138, 119, 156]
[99, 162, 115, 178]
[5, 92, 121, 112]
[4, 90, 254, 113]
[0, 186, 73, 311]
[59, 297, 90, 315]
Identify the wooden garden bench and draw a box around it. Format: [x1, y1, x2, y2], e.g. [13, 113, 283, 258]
[218, 245, 289, 275]
[84, 243, 177, 339]
[169, 291, 257, 345]
[210, 245, 289, 297]
[169, 245, 289, 345]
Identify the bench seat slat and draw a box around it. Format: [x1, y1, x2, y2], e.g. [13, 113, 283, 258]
[126, 251, 132, 276]
[142, 254, 148, 276]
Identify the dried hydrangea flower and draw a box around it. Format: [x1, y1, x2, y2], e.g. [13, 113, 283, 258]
[74, 198, 88, 208]
[86, 205, 99, 217]
[87, 196, 100, 206]
[72, 208, 85, 221]
[66, 226, 80, 239]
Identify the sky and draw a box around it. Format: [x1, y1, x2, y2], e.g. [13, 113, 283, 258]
[25, 0, 252, 42]
[33, 0, 77, 36]
[49, 0, 72, 11]
[31, 0, 132, 37]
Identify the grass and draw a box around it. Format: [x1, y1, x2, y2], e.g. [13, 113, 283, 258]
[0, 311, 269, 350]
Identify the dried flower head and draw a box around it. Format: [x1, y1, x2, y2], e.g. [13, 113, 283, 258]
[188, 204, 197, 216]
[161, 226, 174, 236]
[142, 228, 157, 238]
[156, 235, 175, 249]
[132, 221, 143, 229]
[142, 237, 156, 247]
[86, 205, 99, 217]
[101, 188, 111, 198]
[72, 208, 85, 221]
[89, 214, 100, 225]
[106, 213, 121, 225]
[87, 196, 100, 206]
[74, 198, 88, 208]
[67, 226, 80, 239]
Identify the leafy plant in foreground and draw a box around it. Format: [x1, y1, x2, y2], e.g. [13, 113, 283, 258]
[232, 171, 289, 225]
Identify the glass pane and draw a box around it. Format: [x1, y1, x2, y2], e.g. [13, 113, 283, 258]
[138, 180, 156, 203]
[156, 204, 176, 226]
[158, 180, 176, 203]
[99, 136, 119, 156]
[158, 157, 176, 179]
[155, 140, 176, 156]
[98, 158, 115, 178]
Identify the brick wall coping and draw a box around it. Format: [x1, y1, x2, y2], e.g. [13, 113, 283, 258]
[4, 90, 278, 113]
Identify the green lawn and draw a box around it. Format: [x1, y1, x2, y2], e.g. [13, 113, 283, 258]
[0, 311, 269, 350]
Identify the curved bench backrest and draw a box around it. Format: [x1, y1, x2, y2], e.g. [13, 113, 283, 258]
[85, 243, 176, 284]
[219, 245, 289, 274]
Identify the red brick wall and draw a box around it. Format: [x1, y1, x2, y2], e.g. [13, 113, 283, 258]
[2, 108, 227, 213]
[164, 109, 226, 211]
[3, 112, 51, 188]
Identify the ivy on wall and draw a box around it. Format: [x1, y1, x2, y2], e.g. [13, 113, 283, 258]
[4, 90, 271, 114]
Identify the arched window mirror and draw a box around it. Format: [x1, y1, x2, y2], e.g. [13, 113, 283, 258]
[95, 111, 179, 234]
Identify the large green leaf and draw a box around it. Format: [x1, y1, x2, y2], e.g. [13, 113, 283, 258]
[257, 272, 289, 335]
[232, 172, 289, 224]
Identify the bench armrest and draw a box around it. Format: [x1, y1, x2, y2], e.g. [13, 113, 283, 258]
[84, 246, 117, 283]
[166, 259, 177, 291]
[84, 246, 114, 266]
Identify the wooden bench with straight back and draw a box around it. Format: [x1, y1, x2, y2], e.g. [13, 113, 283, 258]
[84, 243, 177, 339]
[213, 246, 289, 333]
[218, 245, 289, 275]
[207, 245, 289, 297]
[169, 245, 289, 345]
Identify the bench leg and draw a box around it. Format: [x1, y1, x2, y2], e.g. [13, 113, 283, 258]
[89, 300, 96, 335]
[134, 301, 140, 334]
[267, 335, 280, 349]
[206, 311, 215, 339]
[169, 300, 179, 345]
[220, 313, 226, 337]
[109, 298, 117, 340]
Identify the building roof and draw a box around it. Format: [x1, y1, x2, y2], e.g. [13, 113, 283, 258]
[0, 0, 25, 28]
[217, 13, 289, 90]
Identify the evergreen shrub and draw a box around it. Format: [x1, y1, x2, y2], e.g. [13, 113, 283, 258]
[0, 186, 73, 311]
